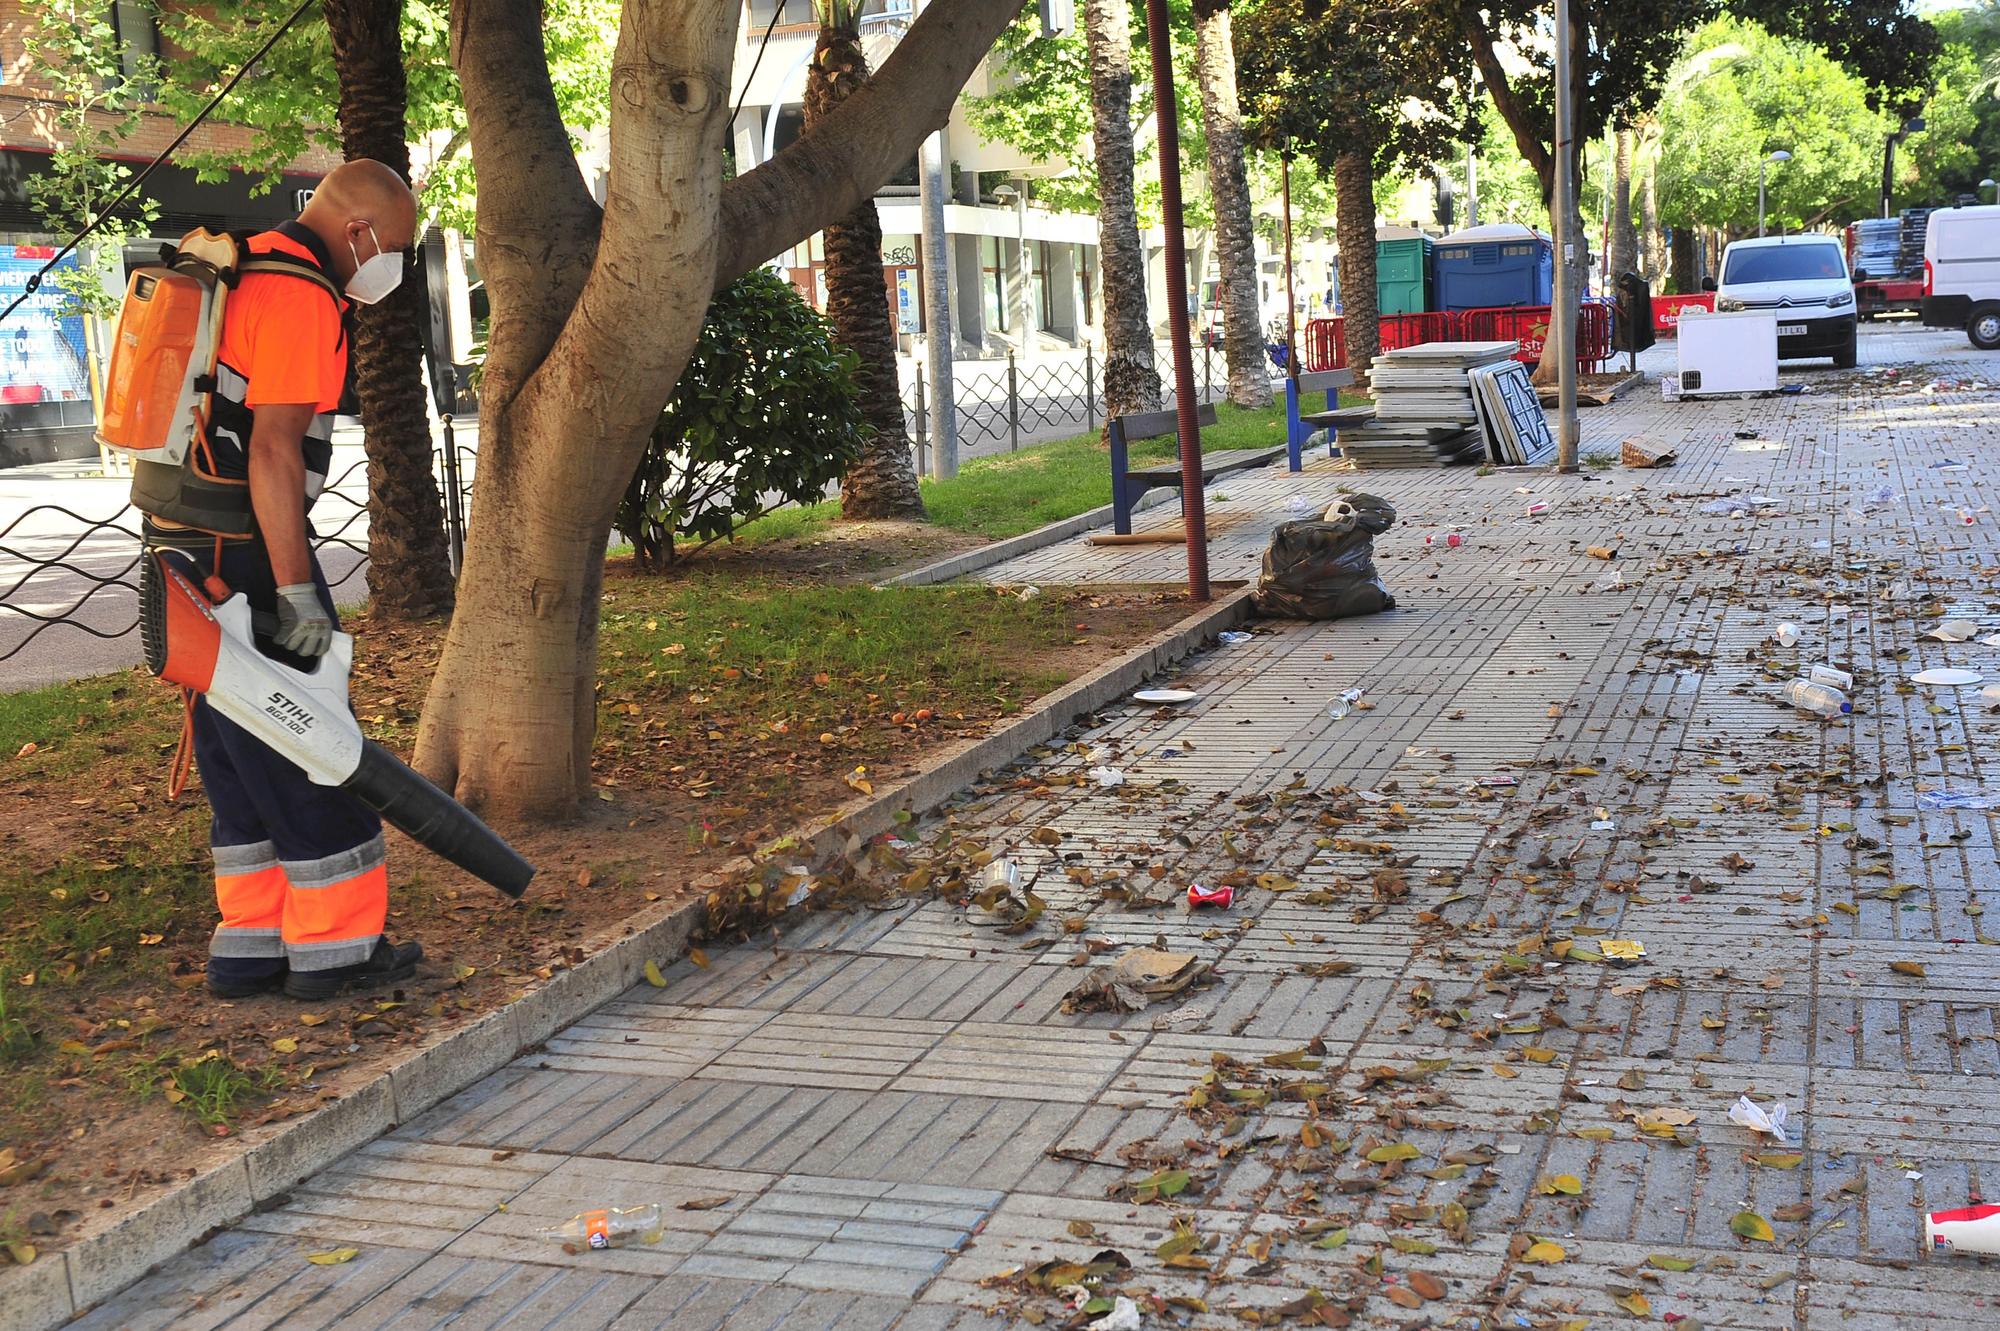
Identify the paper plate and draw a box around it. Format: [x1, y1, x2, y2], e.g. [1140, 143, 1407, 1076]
[1134, 689, 1200, 704]
[1913, 668, 1983, 686]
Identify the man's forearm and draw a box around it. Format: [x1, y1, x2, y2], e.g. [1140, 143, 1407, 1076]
[246, 408, 316, 587]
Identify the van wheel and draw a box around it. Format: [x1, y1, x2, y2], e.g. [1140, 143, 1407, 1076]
[1833, 329, 1858, 369]
[1971, 307, 2000, 352]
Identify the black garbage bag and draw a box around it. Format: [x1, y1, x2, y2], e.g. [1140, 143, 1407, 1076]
[1253, 493, 1398, 620]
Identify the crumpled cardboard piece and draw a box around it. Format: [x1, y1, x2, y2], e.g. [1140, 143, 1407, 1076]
[1062, 947, 1214, 1013]
[1621, 436, 1677, 469]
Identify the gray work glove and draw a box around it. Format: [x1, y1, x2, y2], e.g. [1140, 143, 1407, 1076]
[274, 583, 333, 658]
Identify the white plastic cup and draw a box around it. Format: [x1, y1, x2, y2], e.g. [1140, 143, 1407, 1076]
[1773, 623, 1801, 648]
[1927, 1204, 2000, 1255]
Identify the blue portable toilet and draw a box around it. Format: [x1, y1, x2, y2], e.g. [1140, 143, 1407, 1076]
[1434, 223, 1554, 311]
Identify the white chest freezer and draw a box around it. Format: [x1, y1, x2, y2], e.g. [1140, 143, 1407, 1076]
[1675, 311, 1779, 396]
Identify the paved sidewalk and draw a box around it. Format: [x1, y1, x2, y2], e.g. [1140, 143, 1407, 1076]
[65, 327, 2000, 1329]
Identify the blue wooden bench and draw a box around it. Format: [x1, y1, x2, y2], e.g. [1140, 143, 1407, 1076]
[1110, 402, 1292, 535]
[1284, 368, 1357, 469]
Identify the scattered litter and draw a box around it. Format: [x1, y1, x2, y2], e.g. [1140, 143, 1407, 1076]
[1983, 685, 2000, 702]
[1254, 493, 1397, 620]
[1586, 545, 1617, 560]
[1217, 630, 1254, 645]
[1908, 1170, 1926, 1182]
[1773, 622, 1800, 648]
[1425, 531, 1466, 549]
[1062, 947, 1214, 1013]
[1527, 501, 1550, 517]
[982, 859, 1023, 891]
[1733, 429, 1758, 440]
[1620, 436, 1677, 468]
[1328, 687, 1365, 719]
[1778, 383, 1806, 395]
[1016, 585, 1040, 601]
[1932, 460, 1969, 471]
[1916, 790, 2000, 811]
[1927, 1204, 2000, 1255]
[1285, 494, 1313, 515]
[1187, 882, 1234, 910]
[1480, 775, 1519, 788]
[1913, 668, 1983, 686]
[1782, 678, 1851, 718]
[1808, 664, 1853, 690]
[1924, 620, 1979, 642]
[1087, 766, 1126, 788]
[541, 1205, 665, 1251]
[1960, 509, 1981, 526]
[1701, 498, 1754, 517]
[1094, 1296, 1144, 1330]
[1133, 689, 1199, 705]
[1600, 939, 1647, 963]
[1728, 1096, 1792, 1145]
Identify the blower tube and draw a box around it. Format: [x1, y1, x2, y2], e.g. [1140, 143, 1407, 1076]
[342, 741, 534, 899]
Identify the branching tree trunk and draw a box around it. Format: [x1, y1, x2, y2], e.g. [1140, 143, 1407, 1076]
[1192, 0, 1270, 408]
[1640, 163, 1662, 282]
[1332, 149, 1379, 383]
[1609, 126, 1637, 280]
[417, 0, 1018, 818]
[807, 0, 924, 519]
[1084, 0, 1160, 420]
[322, 0, 455, 619]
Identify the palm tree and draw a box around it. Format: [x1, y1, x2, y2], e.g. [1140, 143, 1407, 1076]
[1331, 148, 1380, 381]
[805, 0, 925, 519]
[322, 0, 455, 618]
[1192, 0, 1272, 408]
[1085, 0, 1161, 420]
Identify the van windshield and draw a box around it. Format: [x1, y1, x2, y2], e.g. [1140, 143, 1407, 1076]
[1724, 245, 1846, 284]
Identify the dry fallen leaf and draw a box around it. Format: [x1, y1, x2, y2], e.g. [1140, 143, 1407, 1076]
[1889, 960, 1927, 978]
[1730, 1211, 1775, 1243]
[643, 960, 667, 987]
[304, 1247, 360, 1265]
[1522, 1240, 1567, 1264]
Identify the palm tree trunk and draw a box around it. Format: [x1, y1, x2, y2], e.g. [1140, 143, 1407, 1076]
[805, 3, 923, 519]
[321, 0, 455, 619]
[1641, 165, 1662, 283]
[1084, 0, 1159, 421]
[1609, 127, 1637, 280]
[1191, 0, 1270, 408]
[1670, 226, 1696, 295]
[1332, 149, 1379, 383]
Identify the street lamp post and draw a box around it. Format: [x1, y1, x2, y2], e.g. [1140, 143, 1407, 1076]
[992, 183, 1034, 364]
[1758, 150, 1790, 238]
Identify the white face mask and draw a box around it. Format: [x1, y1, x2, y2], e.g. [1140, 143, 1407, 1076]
[345, 224, 403, 305]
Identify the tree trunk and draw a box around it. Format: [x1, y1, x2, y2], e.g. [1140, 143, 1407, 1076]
[419, 0, 1020, 819]
[1609, 127, 1636, 281]
[1191, 0, 1270, 409]
[806, 5, 924, 520]
[1084, 0, 1159, 421]
[321, 0, 455, 620]
[1331, 149, 1378, 383]
[1640, 165, 1662, 283]
[1670, 225, 1695, 295]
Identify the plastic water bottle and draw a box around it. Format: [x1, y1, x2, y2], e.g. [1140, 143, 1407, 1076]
[541, 1205, 664, 1251]
[1782, 678, 1852, 719]
[1809, 664, 1853, 689]
[1329, 688, 1364, 719]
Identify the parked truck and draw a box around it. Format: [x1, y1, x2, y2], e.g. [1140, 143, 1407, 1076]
[1846, 216, 1924, 320]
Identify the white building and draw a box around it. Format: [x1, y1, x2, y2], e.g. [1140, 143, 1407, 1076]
[724, 0, 1337, 359]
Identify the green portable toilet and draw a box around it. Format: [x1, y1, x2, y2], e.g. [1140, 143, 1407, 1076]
[1376, 225, 1434, 315]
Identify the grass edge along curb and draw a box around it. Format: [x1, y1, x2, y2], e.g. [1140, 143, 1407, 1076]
[2, 586, 1255, 1331]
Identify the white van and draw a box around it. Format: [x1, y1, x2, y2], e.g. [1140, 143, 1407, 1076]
[1711, 233, 1857, 367]
[1921, 204, 2000, 351]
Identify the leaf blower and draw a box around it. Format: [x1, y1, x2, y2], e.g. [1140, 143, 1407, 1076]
[141, 549, 534, 898]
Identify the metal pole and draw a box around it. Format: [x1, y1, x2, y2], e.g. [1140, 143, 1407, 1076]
[1014, 186, 1033, 364]
[919, 128, 957, 478]
[1007, 349, 1021, 451]
[1881, 135, 1896, 220]
[1282, 152, 1298, 385]
[1552, 0, 1580, 472]
[1085, 342, 1097, 427]
[913, 362, 927, 477]
[1141, 0, 1209, 601]
[439, 415, 466, 575]
[1759, 159, 1768, 237]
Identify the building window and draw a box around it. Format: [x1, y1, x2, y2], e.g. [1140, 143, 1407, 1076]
[746, 0, 814, 30]
[981, 235, 1007, 333]
[108, 2, 160, 82]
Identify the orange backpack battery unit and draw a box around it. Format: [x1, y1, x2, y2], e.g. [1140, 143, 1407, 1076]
[95, 229, 339, 535]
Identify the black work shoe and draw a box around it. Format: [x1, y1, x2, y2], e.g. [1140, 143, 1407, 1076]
[284, 937, 423, 1001]
[206, 968, 287, 999]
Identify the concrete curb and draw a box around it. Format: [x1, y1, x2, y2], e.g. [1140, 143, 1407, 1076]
[3, 587, 1253, 1331]
[881, 490, 1175, 587]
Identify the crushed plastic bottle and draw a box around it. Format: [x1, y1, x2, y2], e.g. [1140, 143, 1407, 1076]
[1425, 531, 1466, 549]
[542, 1204, 664, 1251]
[1781, 678, 1851, 719]
[1772, 622, 1800, 648]
[1285, 494, 1313, 515]
[1917, 790, 2000, 812]
[1328, 688, 1364, 719]
[1809, 664, 1854, 689]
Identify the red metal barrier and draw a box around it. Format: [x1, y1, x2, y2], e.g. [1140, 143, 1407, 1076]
[1301, 312, 1460, 371]
[1458, 304, 1613, 371]
[1651, 292, 1715, 336]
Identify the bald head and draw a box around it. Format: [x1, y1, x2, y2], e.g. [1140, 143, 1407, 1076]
[300, 159, 419, 285]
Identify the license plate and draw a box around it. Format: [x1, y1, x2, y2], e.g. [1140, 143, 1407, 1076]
[1778, 323, 1808, 337]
